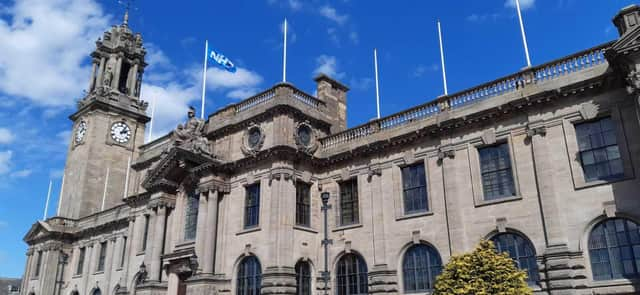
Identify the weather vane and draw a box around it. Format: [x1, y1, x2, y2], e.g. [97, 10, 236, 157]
[117, 0, 137, 25]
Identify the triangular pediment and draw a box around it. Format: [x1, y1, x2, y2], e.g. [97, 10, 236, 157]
[23, 221, 51, 244]
[142, 147, 219, 193]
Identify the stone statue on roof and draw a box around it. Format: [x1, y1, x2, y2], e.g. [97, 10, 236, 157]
[171, 106, 212, 156]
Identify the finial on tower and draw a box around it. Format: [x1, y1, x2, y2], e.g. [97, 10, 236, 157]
[118, 0, 136, 26]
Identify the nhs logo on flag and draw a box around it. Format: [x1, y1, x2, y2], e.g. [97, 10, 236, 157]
[209, 48, 236, 73]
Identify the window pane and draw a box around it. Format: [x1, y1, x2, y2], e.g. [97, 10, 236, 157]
[479, 143, 515, 200]
[336, 254, 368, 295]
[339, 179, 359, 226]
[589, 218, 640, 280]
[575, 118, 622, 182]
[402, 244, 442, 292]
[184, 192, 199, 241]
[237, 256, 262, 295]
[402, 163, 428, 214]
[245, 184, 260, 228]
[491, 233, 539, 285]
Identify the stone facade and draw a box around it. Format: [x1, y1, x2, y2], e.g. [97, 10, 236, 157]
[20, 5, 640, 295]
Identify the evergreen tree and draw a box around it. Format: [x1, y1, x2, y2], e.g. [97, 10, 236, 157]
[433, 240, 533, 295]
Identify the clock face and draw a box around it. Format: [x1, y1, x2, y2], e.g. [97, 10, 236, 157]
[75, 121, 87, 144]
[110, 122, 131, 144]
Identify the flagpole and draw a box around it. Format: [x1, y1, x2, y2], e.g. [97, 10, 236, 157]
[283, 18, 288, 83]
[56, 173, 65, 216]
[515, 0, 532, 67]
[101, 167, 110, 211]
[123, 156, 131, 199]
[201, 40, 209, 119]
[147, 96, 156, 143]
[43, 180, 52, 220]
[374, 48, 381, 119]
[437, 20, 449, 96]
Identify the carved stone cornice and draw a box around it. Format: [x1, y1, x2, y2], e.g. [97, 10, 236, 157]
[269, 167, 294, 183]
[142, 147, 221, 193]
[198, 178, 230, 194]
[146, 195, 176, 210]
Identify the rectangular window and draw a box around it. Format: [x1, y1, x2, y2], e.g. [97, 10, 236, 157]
[479, 142, 515, 200]
[34, 250, 43, 277]
[76, 247, 86, 275]
[575, 117, 623, 182]
[141, 215, 149, 251]
[339, 179, 359, 226]
[402, 163, 428, 214]
[184, 192, 199, 241]
[97, 241, 107, 272]
[120, 237, 127, 268]
[296, 182, 311, 227]
[244, 183, 260, 228]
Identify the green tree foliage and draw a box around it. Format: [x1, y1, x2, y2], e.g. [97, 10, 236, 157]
[433, 240, 533, 295]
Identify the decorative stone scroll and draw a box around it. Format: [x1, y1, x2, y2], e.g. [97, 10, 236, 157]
[579, 102, 599, 121]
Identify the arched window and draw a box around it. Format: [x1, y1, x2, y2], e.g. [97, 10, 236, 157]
[91, 288, 101, 295]
[237, 256, 262, 295]
[402, 244, 442, 292]
[491, 233, 539, 284]
[336, 253, 368, 295]
[295, 261, 312, 295]
[589, 218, 640, 280]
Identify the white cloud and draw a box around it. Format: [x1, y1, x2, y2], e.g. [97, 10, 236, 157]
[0, 128, 14, 144]
[314, 55, 345, 80]
[349, 31, 359, 44]
[227, 88, 260, 99]
[0, 0, 110, 106]
[0, 150, 12, 174]
[141, 82, 199, 140]
[505, 0, 535, 10]
[10, 169, 32, 178]
[350, 77, 372, 91]
[327, 27, 340, 46]
[206, 67, 264, 92]
[267, 0, 302, 11]
[319, 5, 348, 25]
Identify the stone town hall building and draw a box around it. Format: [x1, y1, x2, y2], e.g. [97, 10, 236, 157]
[18, 4, 640, 295]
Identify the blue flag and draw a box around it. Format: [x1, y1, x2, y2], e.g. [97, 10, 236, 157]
[209, 48, 236, 73]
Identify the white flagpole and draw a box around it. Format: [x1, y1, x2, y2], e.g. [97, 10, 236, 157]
[101, 167, 110, 211]
[123, 156, 131, 199]
[374, 48, 381, 119]
[437, 20, 449, 96]
[515, 0, 532, 67]
[56, 173, 65, 216]
[200, 40, 209, 119]
[283, 18, 288, 83]
[43, 180, 52, 220]
[147, 96, 156, 143]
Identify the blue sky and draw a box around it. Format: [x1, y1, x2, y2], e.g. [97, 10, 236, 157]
[0, 0, 634, 277]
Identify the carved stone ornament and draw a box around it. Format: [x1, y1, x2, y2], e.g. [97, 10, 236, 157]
[168, 106, 213, 157]
[579, 102, 599, 121]
[241, 123, 265, 156]
[625, 69, 640, 94]
[294, 121, 319, 154]
[481, 129, 497, 145]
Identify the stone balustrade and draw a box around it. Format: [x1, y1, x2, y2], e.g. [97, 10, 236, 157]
[320, 42, 611, 150]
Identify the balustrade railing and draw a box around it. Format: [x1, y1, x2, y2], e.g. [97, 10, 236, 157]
[235, 89, 276, 113]
[320, 43, 611, 150]
[293, 89, 324, 108]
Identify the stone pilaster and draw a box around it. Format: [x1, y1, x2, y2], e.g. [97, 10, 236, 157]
[194, 191, 209, 273]
[95, 57, 106, 88]
[88, 60, 98, 92]
[149, 205, 167, 281]
[113, 55, 123, 90]
[261, 266, 296, 295]
[121, 216, 136, 288]
[202, 190, 219, 274]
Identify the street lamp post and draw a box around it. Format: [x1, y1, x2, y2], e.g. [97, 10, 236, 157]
[320, 192, 332, 295]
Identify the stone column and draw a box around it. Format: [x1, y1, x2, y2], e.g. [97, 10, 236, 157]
[105, 238, 116, 291]
[95, 57, 106, 88]
[82, 243, 94, 294]
[88, 60, 98, 92]
[21, 249, 33, 293]
[128, 63, 139, 96]
[149, 205, 167, 281]
[121, 216, 136, 285]
[202, 190, 219, 274]
[113, 55, 123, 91]
[194, 191, 209, 273]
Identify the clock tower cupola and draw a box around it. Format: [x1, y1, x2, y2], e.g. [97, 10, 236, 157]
[59, 12, 150, 219]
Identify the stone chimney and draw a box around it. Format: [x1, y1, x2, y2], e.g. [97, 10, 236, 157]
[315, 74, 349, 133]
[613, 4, 640, 36]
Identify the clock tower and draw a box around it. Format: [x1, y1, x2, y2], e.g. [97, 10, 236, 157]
[58, 14, 150, 219]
